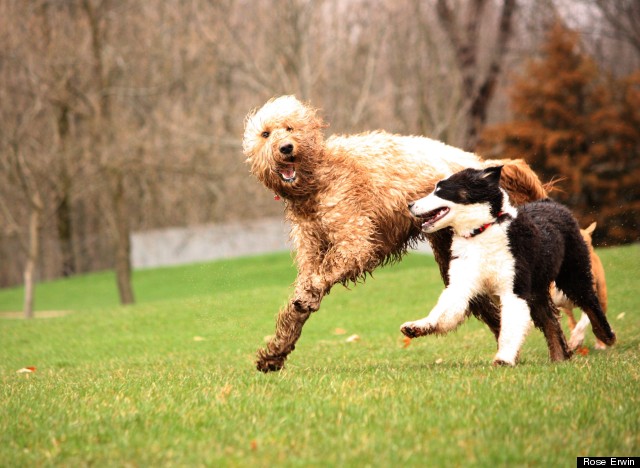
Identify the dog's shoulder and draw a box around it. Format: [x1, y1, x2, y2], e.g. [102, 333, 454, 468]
[514, 198, 579, 233]
[508, 198, 582, 260]
[517, 197, 569, 216]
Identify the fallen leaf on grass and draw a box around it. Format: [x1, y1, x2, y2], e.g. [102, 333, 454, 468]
[435, 358, 444, 364]
[333, 328, 347, 335]
[345, 334, 360, 343]
[17, 366, 36, 374]
[577, 347, 589, 356]
[217, 384, 233, 403]
[616, 312, 625, 320]
[250, 440, 258, 451]
[193, 336, 206, 342]
[402, 336, 412, 348]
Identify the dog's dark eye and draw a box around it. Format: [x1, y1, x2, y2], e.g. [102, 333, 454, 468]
[261, 131, 270, 138]
[286, 127, 293, 132]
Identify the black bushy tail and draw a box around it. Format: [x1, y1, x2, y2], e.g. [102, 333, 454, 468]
[582, 299, 616, 346]
[554, 211, 616, 347]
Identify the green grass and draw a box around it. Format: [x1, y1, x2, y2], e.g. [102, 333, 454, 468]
[1, 246, 638, 467]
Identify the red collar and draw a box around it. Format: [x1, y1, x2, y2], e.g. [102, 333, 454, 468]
[463, 211, 511, 239]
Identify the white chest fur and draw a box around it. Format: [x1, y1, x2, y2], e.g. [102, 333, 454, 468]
[449, 220, 516, 297]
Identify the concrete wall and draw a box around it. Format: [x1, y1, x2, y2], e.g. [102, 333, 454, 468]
[131, 217, 431, 269]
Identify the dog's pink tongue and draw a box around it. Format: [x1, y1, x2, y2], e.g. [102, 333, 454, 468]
[280, 165, 295, 179]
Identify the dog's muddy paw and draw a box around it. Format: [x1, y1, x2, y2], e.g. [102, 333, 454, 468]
[256, 349, 286, 373]
[400, 322, 432, 338]
[492, 358, 516, 367]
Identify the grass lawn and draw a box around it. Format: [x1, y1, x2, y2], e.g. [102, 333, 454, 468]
[1, 245, 638, 466]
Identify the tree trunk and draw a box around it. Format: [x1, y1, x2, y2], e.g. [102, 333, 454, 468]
[56, 189, 76, 277]
[112, 172, 135, 305]
[24, 199, 42, 319]
[83, 0, 134, 304]
[436, 0, 516, 151]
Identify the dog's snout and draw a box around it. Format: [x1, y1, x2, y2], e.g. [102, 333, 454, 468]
[408, 202, 415, 210]
[280, 143, 294, 155]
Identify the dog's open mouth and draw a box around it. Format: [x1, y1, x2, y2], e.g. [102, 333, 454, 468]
[417, 207, 450, 230]
[278, 164, 297, 183]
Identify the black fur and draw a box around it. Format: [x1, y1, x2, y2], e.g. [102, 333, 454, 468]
[507, 199, 616, 355]
[429, 166, 616, 361]
[422, 166, 616, 362]
[456, 166, 616, 360]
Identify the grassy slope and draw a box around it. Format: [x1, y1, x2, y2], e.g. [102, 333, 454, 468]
[0, 246, 638, 466]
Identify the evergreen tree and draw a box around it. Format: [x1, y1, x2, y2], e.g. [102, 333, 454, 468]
[479, 22, 640, 245]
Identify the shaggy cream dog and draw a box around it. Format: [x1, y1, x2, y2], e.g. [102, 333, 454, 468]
[243, 95, 549, 372]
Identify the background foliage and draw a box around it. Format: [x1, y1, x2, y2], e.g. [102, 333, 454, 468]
[1, 0, 638, 298]
[479, 22, 640, 245]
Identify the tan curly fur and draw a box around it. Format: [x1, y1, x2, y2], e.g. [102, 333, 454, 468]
[243, 95, 548, 372]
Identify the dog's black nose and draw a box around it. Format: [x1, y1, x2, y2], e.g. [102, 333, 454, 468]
[280, 143, 294, 155]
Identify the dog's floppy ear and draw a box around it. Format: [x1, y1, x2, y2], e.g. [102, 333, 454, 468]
[481, 166, 503, 184]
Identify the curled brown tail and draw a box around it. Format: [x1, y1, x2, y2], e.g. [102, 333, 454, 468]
[484, 158, 548, 206]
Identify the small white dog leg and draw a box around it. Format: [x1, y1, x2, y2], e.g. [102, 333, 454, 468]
[401, 287, 472, 338]
[569, 313, 590, 350]
[494, 294, 532, 366]
[400, 317, 437, 338]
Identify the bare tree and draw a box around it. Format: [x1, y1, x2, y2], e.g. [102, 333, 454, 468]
[436, 0, 517, 150]
[2, 0, 635, 292]
[591, 0, 640, 55]
[0, 1, 54, 317]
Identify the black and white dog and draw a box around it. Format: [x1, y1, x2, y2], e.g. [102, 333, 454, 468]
[401, 166, 616, 365]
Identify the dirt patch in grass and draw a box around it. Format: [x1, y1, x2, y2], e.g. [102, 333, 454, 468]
[0, 310, 73, 319]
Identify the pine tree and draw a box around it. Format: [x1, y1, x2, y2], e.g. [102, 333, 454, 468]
[479, 22, 640, 245]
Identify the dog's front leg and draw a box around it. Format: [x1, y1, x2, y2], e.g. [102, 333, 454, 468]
[493, 293, 532, 366]
[292, 273, 325, 313]
[256, 233, 327, 372]
[401, 258, 480, 338]
[256, 241, 358, 372]
[429, 230, 502, 340]
[400, 282, 475, 338]
[256, 271, 321, 372]
[256, 299, 312, 372]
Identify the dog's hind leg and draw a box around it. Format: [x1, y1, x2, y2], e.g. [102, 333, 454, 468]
[529, 294, 572, 362]
[494, 293, 532, 366]
[568, 312, 590, 351]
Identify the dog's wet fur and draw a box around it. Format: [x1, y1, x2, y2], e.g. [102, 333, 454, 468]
[244, 96, 553, 372]
[402, 166, 616, 365]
